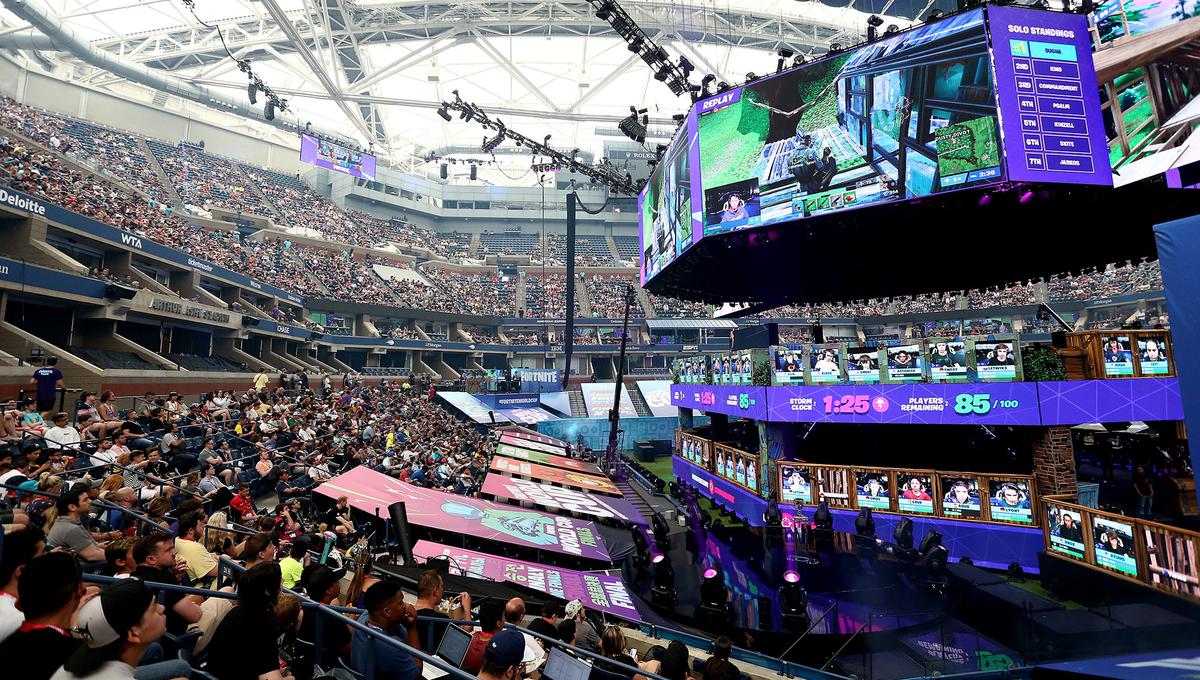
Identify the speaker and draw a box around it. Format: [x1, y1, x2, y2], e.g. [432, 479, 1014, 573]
[440, 164, 448, 179]
[388, 501, 415, 566]
[469, 164, 477, 180]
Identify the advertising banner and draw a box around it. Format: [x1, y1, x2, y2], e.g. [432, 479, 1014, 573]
[512, 369, 562, 393]
[498, 434, 570, 456]
[411, 540, 640, 621]
[482, 475, 647, 525]
[495, 446, 602, 475]
[439, 392, 510, 424]
[636, 380, 679, 417]
[580, 383, 639, 418]
[766, 383, 1040, 425]
[503, 430, 571, 449]
[489, 457, 620, 495]
[988, 6, 1111, 185]
[314, 466, 610, 560]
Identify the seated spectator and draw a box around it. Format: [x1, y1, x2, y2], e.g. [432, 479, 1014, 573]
[556, 619, 577, 646]
[50, 578, 185, 680]
[413, 568, 472, 651]
[599, 625, 643, 680]
[477, 628, 537, 680]
[352, 580, 423, 680]
[565, 599, 601, 652]
[298, 565, 351, 662]
[229, 484, 257, 523]
[174, 510, 218, 583]
[46, 485, 106, 563]
[526, 602, 559, 644]
[1, 552, 86, 680]
[702, 636, 733, 679]
[463, 599, 504, 674]
[0, 526, 47, 641]
[279, 538, 309, 590]
[43, 412, 82, 452]
[203, 562, 287, 680]
[504, 597, 545, 668]
[239, 532, 278, 570]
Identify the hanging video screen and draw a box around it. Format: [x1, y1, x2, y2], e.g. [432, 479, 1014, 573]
[641, 123, 695, 284]
[695, 9, 1002, 237]
[928, 339, 969, 383]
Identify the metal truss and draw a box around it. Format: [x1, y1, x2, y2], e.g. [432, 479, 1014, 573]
[86, 0, 871, 71]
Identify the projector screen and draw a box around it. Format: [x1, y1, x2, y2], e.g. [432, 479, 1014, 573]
[299, 133, 377, 180]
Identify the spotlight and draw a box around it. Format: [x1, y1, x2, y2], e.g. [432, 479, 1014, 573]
[627, 36, 643, 52]
[1019, 189, 1035, 204]
[978, 193, 993, 207]
[247, 82, 258, 105]
[671, 113, 685, 123]
[700, 565, 728, 608]
[716, 81, 730, 92]
[745, 72, 757, 82]
[437, 106, 452, 122]
[928, 9, 945, 19]
[654, 68, 669, 82]
[651, 552, 665, 564]
[778, 47, 795, 59]
[678, 56, 694, 75]
[812, 501, 833, 532]
[1007, 562, 1026, 582]
[828, 43, 842, 53]
[651, 560, 677, 605]
[596, 5, 612, 20]
[618, 106, 649, 144]
[783, 570, 800, 584]
[885, 24, 900, 35]
[855, 507, 876, 537]
[264, 99, 275, 121]
[780, 581, 808, 619]
[794, 54, 807, 67]
[700, 74, 716, 97]
[867, 14, 885, 26]
[651, 512, 670, 547]
[893, 517, 914, 551]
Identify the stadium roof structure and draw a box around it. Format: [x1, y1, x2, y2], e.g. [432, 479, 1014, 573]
[0, 0, 932, 170]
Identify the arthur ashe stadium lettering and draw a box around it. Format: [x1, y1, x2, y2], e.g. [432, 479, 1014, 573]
[0, 188, 47, 215]
[149, 298, 231, 323]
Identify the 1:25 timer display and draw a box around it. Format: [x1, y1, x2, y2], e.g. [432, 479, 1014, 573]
[822, 395, 871, 414]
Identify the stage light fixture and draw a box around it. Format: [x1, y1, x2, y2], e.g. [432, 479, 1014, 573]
[651, 512, 670, 546]
[893, 517, 914, 550]
[745, 72, 757, 82]
[627, 36, 644, 52]
[700, 566, 728, 608]
[247, 82, 258, 105]
[783, 570, 800, 584]
[828, 42, 842, 53]
[618, 106, 649, 144]
[919, 530, 948, 571]
[651, 559, 677, 605]
[716, 81, 730, 93]
[978, 193, 993, 207]
[813, 501, 833, 532]
[885, 24, 900, 35]
[595, 1, 613, 20]
[855, 507, 876, 537]
[264, 99, 275, 121]
[678, 56, 694, 76]
[651, 552, 666, 564]
[437, 106, 452, 121]
[867, 14, 885, 27]
[654, 68, 669, 82]
[1019, 189, 1035, 204]
[1008, 562, 1026, 582]
[779, 581, 808, 617]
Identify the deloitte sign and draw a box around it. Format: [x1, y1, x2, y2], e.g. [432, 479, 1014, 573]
[0, 188, 47, 216]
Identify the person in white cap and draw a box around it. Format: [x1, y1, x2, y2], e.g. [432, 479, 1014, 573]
[564, 599, 601, 653]
[50, 579, 172, 680]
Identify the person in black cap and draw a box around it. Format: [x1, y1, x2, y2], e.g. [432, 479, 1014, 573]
[0, 552, 85, 679]
[478, 628, 535, 680]
[50, 578, 167, 680]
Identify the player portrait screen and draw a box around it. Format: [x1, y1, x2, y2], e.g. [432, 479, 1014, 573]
[695, 9, 1002, 237]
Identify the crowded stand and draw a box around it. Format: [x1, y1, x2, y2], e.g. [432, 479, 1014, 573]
[298, 247, 396, 305]
[1047, 259, 1163, 301]
[145, 139, 273, 217]
[544, 234, 615, 267]
[421, 267, 517, 316]
[526, 274, 576, 318]
[585, 274, 639, 317]
[648, 294, 710, 319]
[242, 165, 360, 243]
[479, 231, 539, 258]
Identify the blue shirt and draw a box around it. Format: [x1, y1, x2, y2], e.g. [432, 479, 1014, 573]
[352, 614, 420, 680]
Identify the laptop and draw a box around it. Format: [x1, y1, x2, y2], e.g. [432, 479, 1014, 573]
[542, 648, 593, 680]
[436, 624, 472, 667]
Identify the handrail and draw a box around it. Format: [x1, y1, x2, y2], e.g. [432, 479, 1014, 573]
[820, 621, 868, 672]
[780, 601, 838, 659]
[0, 481, 172, 534]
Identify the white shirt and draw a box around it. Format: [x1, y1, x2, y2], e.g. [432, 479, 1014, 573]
[44, 425, 81, 450]
[90, 447, 118, 469]
[51, 660, 135, 680]
[0, 593, 22, 643]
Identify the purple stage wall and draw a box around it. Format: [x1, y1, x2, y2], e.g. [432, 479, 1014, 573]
[675, 456, 1044, 572]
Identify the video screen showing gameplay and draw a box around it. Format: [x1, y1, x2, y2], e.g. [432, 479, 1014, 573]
[641, 124, 693, 282]
[697, 9, 1002, 236]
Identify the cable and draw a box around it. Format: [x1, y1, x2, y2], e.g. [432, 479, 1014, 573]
[178, 0, 290, 117]
[572, 190, 612, 215]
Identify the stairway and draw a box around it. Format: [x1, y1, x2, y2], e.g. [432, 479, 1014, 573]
[614, 478, 657, 525]
[568, 386, 588, 417]
[634, 286, 656, 317]
[604, 234, 621, 262]
[137, 138, 183, 205]
[515, 275, 528, 316]
[469, 233, 482, 258]
[237, 165, 279, 217]
[577, 277, 593, 317]
[627, 382, 653, 417]
[287, 248, 334, 297]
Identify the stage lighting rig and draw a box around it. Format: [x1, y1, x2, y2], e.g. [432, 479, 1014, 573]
[776, 48, 794, 73]
[440, 92, 638, 195]
[651, 559, 676, 605]
[586, 0, 692, 96]
[619, 106, 650, 144]
[867, 14, 884, 41]
[893, 517, 914, 551]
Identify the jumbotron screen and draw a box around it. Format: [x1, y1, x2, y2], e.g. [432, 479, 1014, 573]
[640, 6, 1108, 284]
[300, 133, 377, 180]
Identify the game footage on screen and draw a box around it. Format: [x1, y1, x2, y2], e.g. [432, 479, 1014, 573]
[642, 129, 692, 280]
[697, 9, 1001, 236]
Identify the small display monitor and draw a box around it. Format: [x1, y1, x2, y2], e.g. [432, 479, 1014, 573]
[1093, 515, 1138, 578]
[975, 340, 1019, 382]
[885, 343, 924, 383]
[436, 624, 472, 666]
[1138, 337, 1171, 376]
[1102, 335, 1134, 377]
[846, 346, 882, 384]
[940, 474, 982, 519]
[1047, 503, 1087, 560]
[897, 473, 935, 514]
[927, 339, 969, 383]
[543, 648, 593, 680]
[772, 346, 806, 385]
[988, 479, 1033, 524]
[855, 470, 891, 511]
[779, 464, 812, 505]
[808, 343, 845, 385]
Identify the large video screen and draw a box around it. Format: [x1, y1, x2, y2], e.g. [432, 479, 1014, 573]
[696, 10, 1002, 236]
[641, 123, 695, 284]
[300, 134, 377, 180]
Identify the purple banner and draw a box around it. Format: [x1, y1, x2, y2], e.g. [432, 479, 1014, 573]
[766, 383, 1041, 425]
[675, 456, 771, 522]
[988, 6, 1111, 186]
[315, 466, 610, 560]
[670, 383, 768, 419]
[482, 475, 648, 526]
[1037, 378, 1185, 425]
[411, 541, 640, 621]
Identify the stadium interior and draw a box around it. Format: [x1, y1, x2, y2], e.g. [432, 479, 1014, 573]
[0, 1, 1199, 679]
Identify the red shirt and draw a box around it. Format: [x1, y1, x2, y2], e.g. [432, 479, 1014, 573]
[461, 631, 493, 674]
[230, 494, 256, 519]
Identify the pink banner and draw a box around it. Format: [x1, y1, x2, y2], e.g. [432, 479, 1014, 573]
[501, 430, 570, 449]
[314, 466, 610, 560]
[495, 444, 602, 475]
[412, 540, 640, 621]
[482, 475, 647, 526]
[490, 456, 620, 495]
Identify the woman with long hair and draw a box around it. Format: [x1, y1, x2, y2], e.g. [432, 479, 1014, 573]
[204, 562, 288, 680]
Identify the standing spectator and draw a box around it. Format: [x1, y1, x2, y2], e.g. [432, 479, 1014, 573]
[0, 552, 86, 679]
[29, 357, 64, 413]
[1133, 465, 1155, 518]
[203, 562, 287, 680]
[352, 580, 423, 680]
